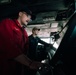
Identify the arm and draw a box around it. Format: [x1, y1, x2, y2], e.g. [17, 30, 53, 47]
[14, 54, 42, 70]
[14, 54, 32, 67]
[38, 37, 50, 46]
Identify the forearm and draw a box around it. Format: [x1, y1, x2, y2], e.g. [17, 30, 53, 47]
[14, 54, 43, 70]
[14, 54, 32, 67]
[39, 39, 50, 46]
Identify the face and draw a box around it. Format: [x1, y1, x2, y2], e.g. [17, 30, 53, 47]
[18, 11, 31, 26]
[33, 30, 39, 35]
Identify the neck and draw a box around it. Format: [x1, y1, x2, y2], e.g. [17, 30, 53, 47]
[32, 34, 37, 37]
[17, 18, 23, 27]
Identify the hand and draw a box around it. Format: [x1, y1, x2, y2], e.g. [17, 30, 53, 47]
[29, 61, 43, 70]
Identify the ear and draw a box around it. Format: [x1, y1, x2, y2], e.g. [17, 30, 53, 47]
[19, 12, 23, 17]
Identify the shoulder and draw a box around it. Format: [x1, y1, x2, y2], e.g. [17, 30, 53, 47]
[36, 36, 40, 39]
[0, 18, 13, 25]
[28, 35, 35, 41]
[29, 34, 33, 38]
[0, 18, 15, 31]
[0, 18, 12, 23]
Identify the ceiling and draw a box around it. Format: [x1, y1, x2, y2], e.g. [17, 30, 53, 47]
[0, 0, 75, 24]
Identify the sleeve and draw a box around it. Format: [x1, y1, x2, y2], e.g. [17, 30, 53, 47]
[37, 37, 50, 46]
[0, 19, 22, 60]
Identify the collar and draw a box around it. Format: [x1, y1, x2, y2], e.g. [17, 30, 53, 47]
[14, 19, 22, 28]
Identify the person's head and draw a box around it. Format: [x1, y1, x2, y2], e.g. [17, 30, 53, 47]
[32, 27, 40, 35]
[17, 11, 31, 26]
[13, 4, 32, 27]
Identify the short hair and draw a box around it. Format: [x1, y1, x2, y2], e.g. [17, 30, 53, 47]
[32, 27, 40, 31]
